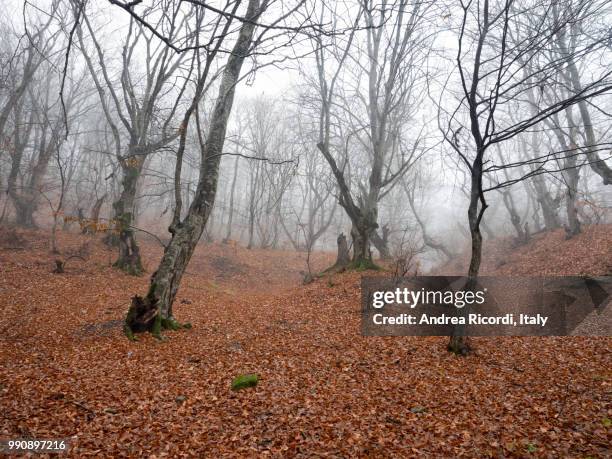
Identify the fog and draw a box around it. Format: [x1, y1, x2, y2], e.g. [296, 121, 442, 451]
[1, 0, 611, 275]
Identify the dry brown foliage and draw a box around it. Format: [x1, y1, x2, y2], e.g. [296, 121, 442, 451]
[0, 228, 609, 457]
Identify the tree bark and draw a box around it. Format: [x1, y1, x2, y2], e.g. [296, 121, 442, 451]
[335, 233, 350, 267]
[14, 202, 36, 228]
[370, 225, 391, 260]
[350, 217, 376, 266]
[450, 158, 485, 356]
[501, 190, 526, 243]
[532, 174, 561, 231]
[113, 156, 144, 275]
[564, 153, 581, 238]
[223, 156, 239, 243]
[323, 232, 351, 274]
[125, 0, 263, 337]
[8, 111, 60, 228]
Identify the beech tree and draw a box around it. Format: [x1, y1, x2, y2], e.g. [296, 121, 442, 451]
[1, 6, 63, 227]
[75, 1, 192, 274]
[438, 0, 612, 353]
[307, 0, 431, 266]
[123, 0, 310, 336]
[280, 145, 337, 253]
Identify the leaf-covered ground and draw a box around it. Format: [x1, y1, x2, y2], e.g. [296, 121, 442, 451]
[0, 228, 610, 457]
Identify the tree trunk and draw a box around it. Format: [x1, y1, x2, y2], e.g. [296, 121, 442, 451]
[132, 218, 202, 322]
[531, 174, 561, 231]
[501, 190, 526, 243]
[113, 158, 144, 275]
[335, 233, 350, 267]
[322, 232, 351, 274]
[7, 126, 51, 228]
[205, 210, 215, 243]
[351, 223, 371, 265]
[564, 166, 581, 238]
[370, 226, 391, 260]
[125, 0, 262, 338]
[83, 194, 106, 234]
[91, 194, 105, 222]
[223, 156, 239, 243]
[449, 168, 484, 356]
[13, 201, 36, 228]
[247, 206, 255, 249]
[526, 170, 560, 231]
[521, 131, 560, 231]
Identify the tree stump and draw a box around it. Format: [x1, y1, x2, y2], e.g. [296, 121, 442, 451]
[335, 233, 350, 268]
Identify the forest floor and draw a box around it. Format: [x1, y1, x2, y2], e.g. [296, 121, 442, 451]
[0, 226, 610, 457]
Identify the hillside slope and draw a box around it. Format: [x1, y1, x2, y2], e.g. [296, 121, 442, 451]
[437, 224, 612, 277]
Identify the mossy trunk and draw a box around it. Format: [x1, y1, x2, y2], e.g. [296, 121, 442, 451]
[351, 223, 371, 264]
[113, 157, 144, 275]
[125, 220, 201, 338]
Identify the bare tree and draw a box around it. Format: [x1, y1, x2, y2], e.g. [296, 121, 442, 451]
[402, 174, 456, 262]
[308, 0, 429, 266]
[280, 144, 337, 253]
[124, 0, 304, 337]
[6, 54, 84, 229]
[75, 1, 192, 274]
[1, 7, 64, 227]
[438, 0, 612, 354]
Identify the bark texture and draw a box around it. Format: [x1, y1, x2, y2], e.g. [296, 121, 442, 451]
[113, 156, 145, 275]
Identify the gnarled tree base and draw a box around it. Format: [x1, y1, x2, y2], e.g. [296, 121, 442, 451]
[124, 295, 191, 341]
[114, 256, 144, 276]
[348, 258, 382, 272]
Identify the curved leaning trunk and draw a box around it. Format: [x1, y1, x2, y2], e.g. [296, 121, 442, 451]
[370, 230, 390, 260]
[501, 190, 527, 243]
[125, 0, 262, 339]
[124, 208, 211, 339]
[534, 178, 561, 231]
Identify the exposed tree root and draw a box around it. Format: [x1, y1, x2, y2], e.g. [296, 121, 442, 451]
[124, 295, 191, 341]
